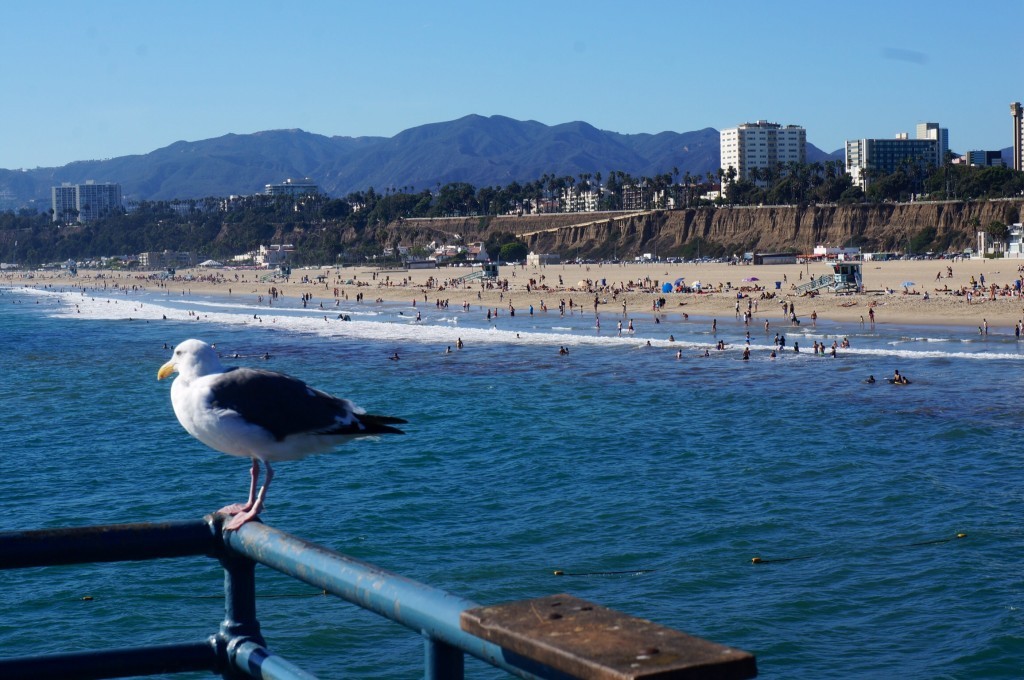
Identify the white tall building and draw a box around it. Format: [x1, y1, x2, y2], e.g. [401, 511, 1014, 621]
[560, 187, 599, 213]
[51, 185, 77, 222]
[720, 121, 806, 186]
[915, 122, 949, 165]
[51, 181, 122, 223]
[1011, 103, 1023, 172]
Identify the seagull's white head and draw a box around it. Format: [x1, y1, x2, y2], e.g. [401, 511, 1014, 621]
[157, 339, 225, 382]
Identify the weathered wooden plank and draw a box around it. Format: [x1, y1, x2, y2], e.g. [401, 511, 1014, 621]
[461, 594, 757, 680]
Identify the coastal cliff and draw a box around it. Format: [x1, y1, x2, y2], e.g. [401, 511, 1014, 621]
[390, 200, 1023, 258]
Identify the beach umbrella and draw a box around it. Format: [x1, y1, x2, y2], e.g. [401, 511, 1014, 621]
[662, 282, 673, 293]
[674, 277, 685, 286]
[577, 280, 589, 288]
[901, 281, 916, 287]
[742, 276, 759, 282]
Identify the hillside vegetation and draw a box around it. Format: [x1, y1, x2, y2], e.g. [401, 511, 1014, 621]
[3, 195, 1019, 266]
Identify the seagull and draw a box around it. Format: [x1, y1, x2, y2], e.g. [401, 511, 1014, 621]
[157, 339, 406, 529]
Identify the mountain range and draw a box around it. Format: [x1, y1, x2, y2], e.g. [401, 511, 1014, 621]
[1, 115, 846, 207]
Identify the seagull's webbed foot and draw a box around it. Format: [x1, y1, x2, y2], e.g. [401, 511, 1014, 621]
[223, 505, 260, 530]
[222, 462, 273, 531]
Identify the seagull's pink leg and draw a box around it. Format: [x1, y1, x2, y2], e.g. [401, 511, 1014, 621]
[218, 458, 260, 515]
[224, 462, 274, 531]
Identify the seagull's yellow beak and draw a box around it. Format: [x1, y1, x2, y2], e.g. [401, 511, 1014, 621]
[157, 359, 177, 380]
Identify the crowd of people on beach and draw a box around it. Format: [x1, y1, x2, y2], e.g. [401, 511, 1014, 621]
[7, 261, 1024, 380]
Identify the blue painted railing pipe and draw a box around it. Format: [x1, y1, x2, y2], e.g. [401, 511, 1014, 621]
[0, 518, 755, 679]
[0, 520, 218, 569]
[0, 641, 217, 680]
[224, 521, 551, 679]
[231, 640, 319, 680]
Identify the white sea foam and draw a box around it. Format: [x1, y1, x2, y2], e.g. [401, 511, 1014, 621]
[17, 285, 1024, 362]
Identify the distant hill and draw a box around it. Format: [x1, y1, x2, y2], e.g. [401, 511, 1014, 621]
[0, 115, 843, 207]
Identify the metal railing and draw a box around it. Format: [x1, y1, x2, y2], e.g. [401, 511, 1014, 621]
[794, 274, 834, 295]
[453, 268, 486, 282]
[0, 516, 757, 679]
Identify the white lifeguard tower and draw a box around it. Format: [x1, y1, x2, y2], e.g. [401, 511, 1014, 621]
[795, 247, 863, 295]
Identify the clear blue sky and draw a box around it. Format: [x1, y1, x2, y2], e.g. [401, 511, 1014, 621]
[2, 1, 1020, 169]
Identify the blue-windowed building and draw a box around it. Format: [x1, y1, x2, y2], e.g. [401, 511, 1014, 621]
[845, 122, 947, 190]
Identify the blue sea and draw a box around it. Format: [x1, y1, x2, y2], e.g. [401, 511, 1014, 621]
[1, 279, 1022, 679]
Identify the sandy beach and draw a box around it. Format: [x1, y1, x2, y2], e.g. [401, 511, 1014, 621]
[5, 257, 1024, 330]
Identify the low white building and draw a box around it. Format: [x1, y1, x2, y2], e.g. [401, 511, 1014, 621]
[255, 244, 295, 267]
[468, 242, 490, 261]
[812, 246, 861, 260]
[429, 244, 465, 262]
[139, 250, 195, 269]
[265, 178, 319, 196]
[383, 245, 411, 258]
[1001, 223, 1024, 259]
[527, 252, 560, 266]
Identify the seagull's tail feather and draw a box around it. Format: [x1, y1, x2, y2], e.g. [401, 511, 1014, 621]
[360, 413, 407, 435]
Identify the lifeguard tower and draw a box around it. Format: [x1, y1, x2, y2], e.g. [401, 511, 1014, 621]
[454, 262, 499, 283]
[796, 248, 863, 295]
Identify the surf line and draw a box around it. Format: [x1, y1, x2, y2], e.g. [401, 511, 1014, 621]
[750, 532, 968, 565]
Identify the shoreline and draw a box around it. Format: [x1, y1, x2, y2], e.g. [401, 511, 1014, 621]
[4, 258, 1024, 331]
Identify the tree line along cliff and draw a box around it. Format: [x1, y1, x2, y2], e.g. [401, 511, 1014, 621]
[390, 200, 1024, 260]
[2, 198, 1020, 265]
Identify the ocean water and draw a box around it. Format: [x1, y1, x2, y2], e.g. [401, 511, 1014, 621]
[1, 281, 1022, 679]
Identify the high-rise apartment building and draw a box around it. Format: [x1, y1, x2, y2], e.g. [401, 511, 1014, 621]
[845, 121, 947, 190]
[719, 121, 806, 186]
[915, 122, 948, 165]
[51, 181, 123, 223]
[51, 185, 77, 223]
[1011, 102, 1022, 171]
